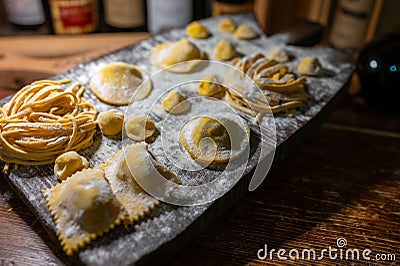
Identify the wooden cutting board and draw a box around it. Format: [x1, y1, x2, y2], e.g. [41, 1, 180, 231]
[0, 14, 356, 265]
[0, 32, 150, 91]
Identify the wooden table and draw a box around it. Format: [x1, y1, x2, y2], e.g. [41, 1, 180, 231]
[0, 34, 399, 265]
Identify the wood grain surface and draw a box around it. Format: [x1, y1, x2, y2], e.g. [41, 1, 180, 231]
[0, 33, 150, 90]
[1, 97, 399, 265]
[170, 99, 400, 265]
[1, 13, 358, 265]
[0, 32, 399, 265]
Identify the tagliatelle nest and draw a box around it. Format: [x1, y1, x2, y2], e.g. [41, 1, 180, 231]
[0, 79, 97, 170]
[226, 53, 308, 121]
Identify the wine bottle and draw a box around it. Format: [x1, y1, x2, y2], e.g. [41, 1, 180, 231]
[103, 0, 146, 31]
[193, 0, 211, 20]
[212, 0, 253, 16]
[3, 0, 46, 29]
[357, 33, 400, 111]
[48, 0, 99, 34]
[147, 0, 192, 34]
[328, 0, 375, 49]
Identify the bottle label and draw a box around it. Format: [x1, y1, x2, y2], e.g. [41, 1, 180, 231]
[59, 4, 93, 27]
[104, 0, 144, 28]
[329, 0, 375, 48]
[50, 0, 98, 34]
[147, 0, 192, 34]
[212, 1, 253, 16]
[4, 0, 45, 25]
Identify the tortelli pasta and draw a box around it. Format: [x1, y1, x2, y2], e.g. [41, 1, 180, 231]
[0, 79, 97, 170]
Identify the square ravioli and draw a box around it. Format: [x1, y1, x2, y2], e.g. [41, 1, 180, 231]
[43, 168, 127, 256]
[103, 143, 179, 224]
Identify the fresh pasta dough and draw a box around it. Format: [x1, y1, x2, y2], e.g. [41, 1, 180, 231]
[234, 24, 258, 40]
[214, 39, 236, 61]
[197, 75, 226, 99]
[90, 62, 152, 106]
[103, 143, 180, 223]
[43, 168, 126, 256]
[227, 53, 307, 119]
[267, 47, 289, 62]
[186, 21, 209, 39]
[44, 143, 181, 255]
[179, 116, 249, 165]
[297, 57, 322, 76]
[54, 151, 89, 180]
[97, 109, 124, 136]
[218, 18, 236, 33]
[0, 79, 97, 170]
[125, 116, 156, 142]
[151, 38, 206, 73]
[161, 90, 191, 114]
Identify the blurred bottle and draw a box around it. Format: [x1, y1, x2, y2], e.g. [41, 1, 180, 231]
[212, 0, 253, 16]
[357, 33, 400, 111]
[147, 0, 192, 34]
[193, 0, 211, 20]
[328, 0, 375, 49]
[103, 0, 146, 31]
[48, 0, 98, 34]
[3, 0, 46, 29]
[0, 1, 6, 25]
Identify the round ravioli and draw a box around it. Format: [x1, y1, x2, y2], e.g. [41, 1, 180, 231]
[150, 38, 206, 73]
[179, 116, 249, 164]
[90, 62, 152, 106]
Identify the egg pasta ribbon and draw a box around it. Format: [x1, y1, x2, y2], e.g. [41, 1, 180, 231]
[0, 79, 97, 170]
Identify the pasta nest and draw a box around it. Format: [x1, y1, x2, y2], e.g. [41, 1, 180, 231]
[0, 79, 97, 170]
[226, 53, 308, 120]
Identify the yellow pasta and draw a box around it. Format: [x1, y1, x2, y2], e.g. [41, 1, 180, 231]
[227, 53, 308, 120]
[0, 79, 97, 170]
